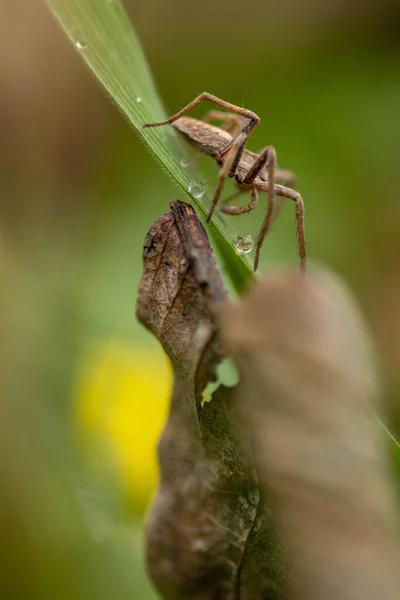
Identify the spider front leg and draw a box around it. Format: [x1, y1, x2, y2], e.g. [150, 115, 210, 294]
[240, 146, 277, 271]
[143, 92, 260, 157]
[206, 131, 248, 223]
[255, 182, 306, 273]
[220, 145, 276, 218]
[243, 145, 276, 186]
[219, 146, 277, 271]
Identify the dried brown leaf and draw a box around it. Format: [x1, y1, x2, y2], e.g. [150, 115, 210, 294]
[219, 268, 400, 600]
[136, 201, 292, 600]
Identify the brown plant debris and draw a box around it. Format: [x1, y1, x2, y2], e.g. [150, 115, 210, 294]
[218, 269, 400, 600]
[137, 200, 291, 600]
[137, 201, 400, 600]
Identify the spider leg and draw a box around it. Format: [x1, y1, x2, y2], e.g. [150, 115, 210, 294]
[221, 148, 293, 221]
[143, 92, 260, 157]
[249, 148, 276, 271]
[219, 188, 247, 206]
[275, 168, 296, 188]
[246, 151, 294, 226]
[247, 146, 296, 188]
[220, 145, 275, 218]
[255, 182, 306, 273]
[243, 146, 276, 186]
[202, 110, 245, 137]
[220, 187, 259, 215]
[206, 131, 248, 223]
[220, 188, 285, 220]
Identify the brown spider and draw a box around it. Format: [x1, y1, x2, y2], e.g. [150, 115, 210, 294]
[144, 92, 306, 272]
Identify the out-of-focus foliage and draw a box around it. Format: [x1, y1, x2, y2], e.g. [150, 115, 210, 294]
[75, 341, 170, 512]
[0, 0, 400, 597]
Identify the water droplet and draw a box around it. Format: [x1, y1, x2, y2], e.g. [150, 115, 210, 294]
[75, 40, 87, 50]
[136, 96, 142, 103]
[235, 234, 254, 254]
[180, 158, 189, 168]
[188, 181, 205, 199]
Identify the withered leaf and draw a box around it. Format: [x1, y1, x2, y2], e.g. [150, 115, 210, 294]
[219, 269, 400, 600]
[136, 201, 292, 600]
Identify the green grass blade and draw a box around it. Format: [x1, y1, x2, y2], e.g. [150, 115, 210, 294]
[44, 0, 255, 294]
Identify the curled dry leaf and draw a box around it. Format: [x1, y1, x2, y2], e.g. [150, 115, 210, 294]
[218, 269, 400, 600]
[136, 201, 292, 600]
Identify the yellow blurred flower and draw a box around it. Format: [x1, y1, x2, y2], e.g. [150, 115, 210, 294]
[74, 339, 171, 513]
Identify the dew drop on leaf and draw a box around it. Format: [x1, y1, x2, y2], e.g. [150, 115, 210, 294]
[235, 234, 254, 254]
[188, 181, 205, 199]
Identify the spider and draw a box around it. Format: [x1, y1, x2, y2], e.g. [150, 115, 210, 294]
[144, 92, 306, 272]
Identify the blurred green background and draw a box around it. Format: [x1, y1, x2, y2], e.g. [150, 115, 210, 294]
[0, 0, 399, 597]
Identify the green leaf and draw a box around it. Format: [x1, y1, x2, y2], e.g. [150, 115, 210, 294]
[44, 0, 255, 295]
